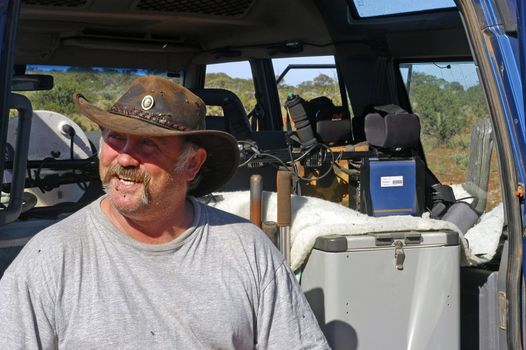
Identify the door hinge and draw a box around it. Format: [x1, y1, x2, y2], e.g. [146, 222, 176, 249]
[498, 291, 507, 330]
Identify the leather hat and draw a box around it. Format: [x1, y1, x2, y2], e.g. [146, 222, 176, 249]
[72, 75, 239, 197]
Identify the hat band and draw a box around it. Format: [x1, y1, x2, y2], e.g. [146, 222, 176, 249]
[108, 103, 190, 131]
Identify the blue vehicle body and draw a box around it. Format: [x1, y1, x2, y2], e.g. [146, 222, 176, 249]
[459, 0, 526, 345]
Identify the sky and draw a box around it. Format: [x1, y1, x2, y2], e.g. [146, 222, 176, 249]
[352, 0, 455, 17]
[206, 56, 337, 87]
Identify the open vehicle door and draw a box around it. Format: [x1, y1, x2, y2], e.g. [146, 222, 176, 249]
[0, 0, 30, 227]
[457, 0, 525, 347]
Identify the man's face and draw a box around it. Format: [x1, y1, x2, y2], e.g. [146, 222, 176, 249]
[99, 129, 205, 217]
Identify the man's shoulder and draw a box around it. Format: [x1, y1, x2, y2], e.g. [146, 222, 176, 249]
[198, 200, 263, 236]
[203, 201, 251, 225]
[197, 199, 281, 258]
[4, 202, 97, 276]
[37, 200, 97, 241]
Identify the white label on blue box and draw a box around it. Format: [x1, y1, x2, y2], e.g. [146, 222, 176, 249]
[380, 176, 404, 187]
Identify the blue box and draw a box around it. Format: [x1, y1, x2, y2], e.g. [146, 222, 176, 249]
[366, 159, 417, 216]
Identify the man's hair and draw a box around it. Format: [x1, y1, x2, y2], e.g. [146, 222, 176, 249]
[175, 141, 200, 172]
[176, 141, 203, 192]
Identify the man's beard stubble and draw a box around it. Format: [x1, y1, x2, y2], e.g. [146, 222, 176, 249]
[102, 164, 152, 212]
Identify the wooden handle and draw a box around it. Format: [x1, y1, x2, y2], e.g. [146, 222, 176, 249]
[250, 175, 262, 228]
[276, 170, 292, 227]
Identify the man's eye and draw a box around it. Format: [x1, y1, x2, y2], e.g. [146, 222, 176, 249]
[141, 138, 155, 146]
[107, 133, 123, 140]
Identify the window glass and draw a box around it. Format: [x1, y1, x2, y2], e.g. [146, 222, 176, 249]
[21, 65, 175, 131]
[205, 61, 255, 117]
[401, 61, 501, 211]
[8, 65, 175, 207]
[352, 0, 455, 18]
[273, 56, 349, 128]
[273, 56, 351, 204]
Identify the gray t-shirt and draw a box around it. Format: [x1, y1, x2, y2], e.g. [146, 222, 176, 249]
[0, 197, 328, 349]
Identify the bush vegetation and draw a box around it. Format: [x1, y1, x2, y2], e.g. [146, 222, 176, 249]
[17, 65, 499, 208]
[22, 66, 489, 149]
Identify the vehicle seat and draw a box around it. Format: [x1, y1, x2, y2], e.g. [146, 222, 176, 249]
[191, 88, 284, 192]
[310, 96, 351, 146]
[191, 88, 253, 140]
[360, 107, 426, 216]
[364, 108, 421, 151]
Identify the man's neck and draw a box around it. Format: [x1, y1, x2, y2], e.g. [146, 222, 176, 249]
[100, 197, 195, 244]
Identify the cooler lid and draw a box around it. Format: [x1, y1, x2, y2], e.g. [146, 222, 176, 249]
[312, 230, 459, 252]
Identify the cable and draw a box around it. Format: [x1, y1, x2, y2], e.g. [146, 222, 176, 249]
[288, 144, 335, 183]
[455, 195, 477, 202]
[61, 124, 88, 191]
[292, 144, 318, 162]
[70, 134, 88, 191]
[256, 152, 294, 172]
[238, 153, 257, 168]
[236, 140, 349, 189]
[69, 134, 75, 160]
[34, 157, 54, 193]
[433, 62, 451, 69]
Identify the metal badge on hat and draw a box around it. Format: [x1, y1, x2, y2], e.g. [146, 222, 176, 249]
[141, 95, 154, 111]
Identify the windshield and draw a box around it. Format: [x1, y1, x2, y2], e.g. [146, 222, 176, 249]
[351, 0, 456, 17]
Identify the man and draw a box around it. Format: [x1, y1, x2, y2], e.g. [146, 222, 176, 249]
[0, 76, 329, 349]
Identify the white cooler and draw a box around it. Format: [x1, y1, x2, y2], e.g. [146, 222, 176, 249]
[300, 230, 460, 350]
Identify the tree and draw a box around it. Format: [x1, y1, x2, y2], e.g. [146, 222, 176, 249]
[313, 74, 334, 87]
[408, 72, 486, 146]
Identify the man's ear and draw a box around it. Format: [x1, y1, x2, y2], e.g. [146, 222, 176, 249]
[185, 148, 207, 182]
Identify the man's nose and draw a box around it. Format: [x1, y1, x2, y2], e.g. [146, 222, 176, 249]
[117, 141, 140, 167]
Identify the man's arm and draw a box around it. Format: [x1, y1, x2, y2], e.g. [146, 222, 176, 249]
[256, 262, 330, 349]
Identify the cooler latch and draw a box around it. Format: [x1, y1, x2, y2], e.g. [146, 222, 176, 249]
[393, 240, 405, 270]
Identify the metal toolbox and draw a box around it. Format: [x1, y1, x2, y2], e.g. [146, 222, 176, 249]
[301, 230, 460, 350]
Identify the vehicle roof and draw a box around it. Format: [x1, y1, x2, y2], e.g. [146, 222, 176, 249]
[16, 0, 471, 70]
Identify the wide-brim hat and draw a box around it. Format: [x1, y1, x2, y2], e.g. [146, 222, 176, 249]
[72, 75, 239, 197]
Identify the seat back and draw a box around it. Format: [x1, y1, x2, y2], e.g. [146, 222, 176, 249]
[191, 88, 253, 140]
[191, 88, 285, 192]
[360, 107, 426, 216]
[464, 118, 494, 213]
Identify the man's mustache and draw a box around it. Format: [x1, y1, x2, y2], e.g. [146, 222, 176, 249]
[102, 164, 151, 187]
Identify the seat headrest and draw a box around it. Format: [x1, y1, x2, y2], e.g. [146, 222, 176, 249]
[316, 120, 350, 146]
[364, 112, 421, 149]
